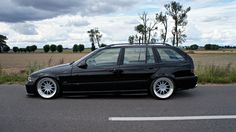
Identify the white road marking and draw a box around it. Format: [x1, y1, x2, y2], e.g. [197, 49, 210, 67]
[109, 115, 236, 121]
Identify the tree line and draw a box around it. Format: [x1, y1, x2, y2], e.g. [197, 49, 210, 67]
[185, 44, 236, 50]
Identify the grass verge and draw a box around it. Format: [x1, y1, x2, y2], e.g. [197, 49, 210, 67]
[196, 63, 236, 84]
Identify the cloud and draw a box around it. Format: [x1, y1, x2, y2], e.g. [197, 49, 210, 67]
[0, 0, 139, 23]
[11, 23, 38, 35]
[201, 16, 229, 22]
[64, 20, 90, 27]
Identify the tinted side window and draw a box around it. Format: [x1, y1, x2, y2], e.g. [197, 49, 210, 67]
[147, 48, 155, 64]
[156, 48, 185, 62]
[123, 48, 146, 65]
[87, 48, 120, 67]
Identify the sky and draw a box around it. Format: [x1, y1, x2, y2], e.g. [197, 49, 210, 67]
[0, 0, 236, 48]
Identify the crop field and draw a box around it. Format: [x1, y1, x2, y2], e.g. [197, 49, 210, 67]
[0, 53, 87, 73]
[0, 50, 236, 84]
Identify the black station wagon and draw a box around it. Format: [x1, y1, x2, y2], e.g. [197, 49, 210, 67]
[26, 43, 197, 99]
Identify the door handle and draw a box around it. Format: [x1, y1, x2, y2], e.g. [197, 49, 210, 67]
[107, 69, 123, 74]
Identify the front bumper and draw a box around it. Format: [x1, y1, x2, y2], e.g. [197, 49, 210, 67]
[25, 81, 36, 94]
[175, 76, 198, 90]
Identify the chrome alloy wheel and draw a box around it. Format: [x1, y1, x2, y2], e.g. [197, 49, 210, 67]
[153, 77, 174, 99]
[37, 78, 57, 99]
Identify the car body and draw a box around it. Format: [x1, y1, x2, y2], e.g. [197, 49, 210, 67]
[26, 44, 197, 99]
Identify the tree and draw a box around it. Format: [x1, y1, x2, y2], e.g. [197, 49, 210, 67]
[95, 28, 102, 48]
[30, 45, 37, 52]
[73, 44, 78, 52]
[50, 44, 57, 52]
[13, 47, 19, 53]
[88, 28, 102, 48]
[3, 45, 10, 52]
[0, 34, 8, 53]
[57, 45, 63, 53]
[135, 24, 145, 44]
[128, 35, 135, 44]
[156, 12, 168, 43]
[205, 44, 219, 50]
[26, 46, 31, 52]
[91, 43, 96, 51]
[165, 1, 191, 46]
[135, 12, 158, 44]
[78, 44, 85, 53]
[43, 45, 50, 53]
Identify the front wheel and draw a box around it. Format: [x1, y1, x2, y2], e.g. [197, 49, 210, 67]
[36, 77, 61, 99]
[150, 77, 175, 99]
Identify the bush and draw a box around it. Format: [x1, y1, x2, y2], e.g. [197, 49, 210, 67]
[100, 43, 107, 47]
[50, 44, 57, 52]
[204, 44, 219, 50]
[73, 44, 78, 52]
[43, 45, 50, 53]
[19, 48, 26, 53]
[13, 47, 19, 53]
[78, 44, 85, 52]
[3, 45, 10, 52]
[57, 45, 63, 53]
[189, 44, 199, 50]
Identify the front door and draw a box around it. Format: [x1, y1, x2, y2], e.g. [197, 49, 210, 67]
[69, 48, 122, 91]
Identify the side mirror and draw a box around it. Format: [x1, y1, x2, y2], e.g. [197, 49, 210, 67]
[78, 61, 88, 69]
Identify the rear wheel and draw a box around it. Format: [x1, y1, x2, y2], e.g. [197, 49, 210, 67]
[150, 77, 174, 99]
[36, 77, 61, 99]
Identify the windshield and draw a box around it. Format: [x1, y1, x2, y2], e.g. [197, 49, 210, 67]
[73, 48, 100, 64]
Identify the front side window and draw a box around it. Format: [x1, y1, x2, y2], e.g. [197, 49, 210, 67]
[156, 48, 185, 62]
[86, 48, 120, 67]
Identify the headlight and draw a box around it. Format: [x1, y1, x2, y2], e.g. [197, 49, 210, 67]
[28, 76, 32, 82]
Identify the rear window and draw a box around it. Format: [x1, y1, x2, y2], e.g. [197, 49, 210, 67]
[156, 48, 185, 62]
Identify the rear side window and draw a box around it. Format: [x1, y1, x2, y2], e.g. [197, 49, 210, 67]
[124, 48, 146, 65]
[156, 48, 185, 62]
[123, 47, 155, 65]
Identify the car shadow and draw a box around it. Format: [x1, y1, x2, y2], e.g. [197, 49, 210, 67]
[25, 90, 195, 100]
[61, 91, 195, 99]
[62, 93, 151, 99]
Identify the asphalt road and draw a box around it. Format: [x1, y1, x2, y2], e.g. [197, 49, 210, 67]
[0, 85, 236, 132]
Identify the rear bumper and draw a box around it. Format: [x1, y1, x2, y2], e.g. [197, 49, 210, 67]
[175, 76, 198, 90]
[25, 82, 36, 94]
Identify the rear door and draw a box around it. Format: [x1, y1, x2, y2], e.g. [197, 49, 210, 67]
[116, 47, 158, 91]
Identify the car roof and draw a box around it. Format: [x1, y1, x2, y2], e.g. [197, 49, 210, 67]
[105, 43, 172, 48]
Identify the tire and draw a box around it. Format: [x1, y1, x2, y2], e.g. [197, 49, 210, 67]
[36, 77, 61, 99]
[150, 77, 175, 99]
